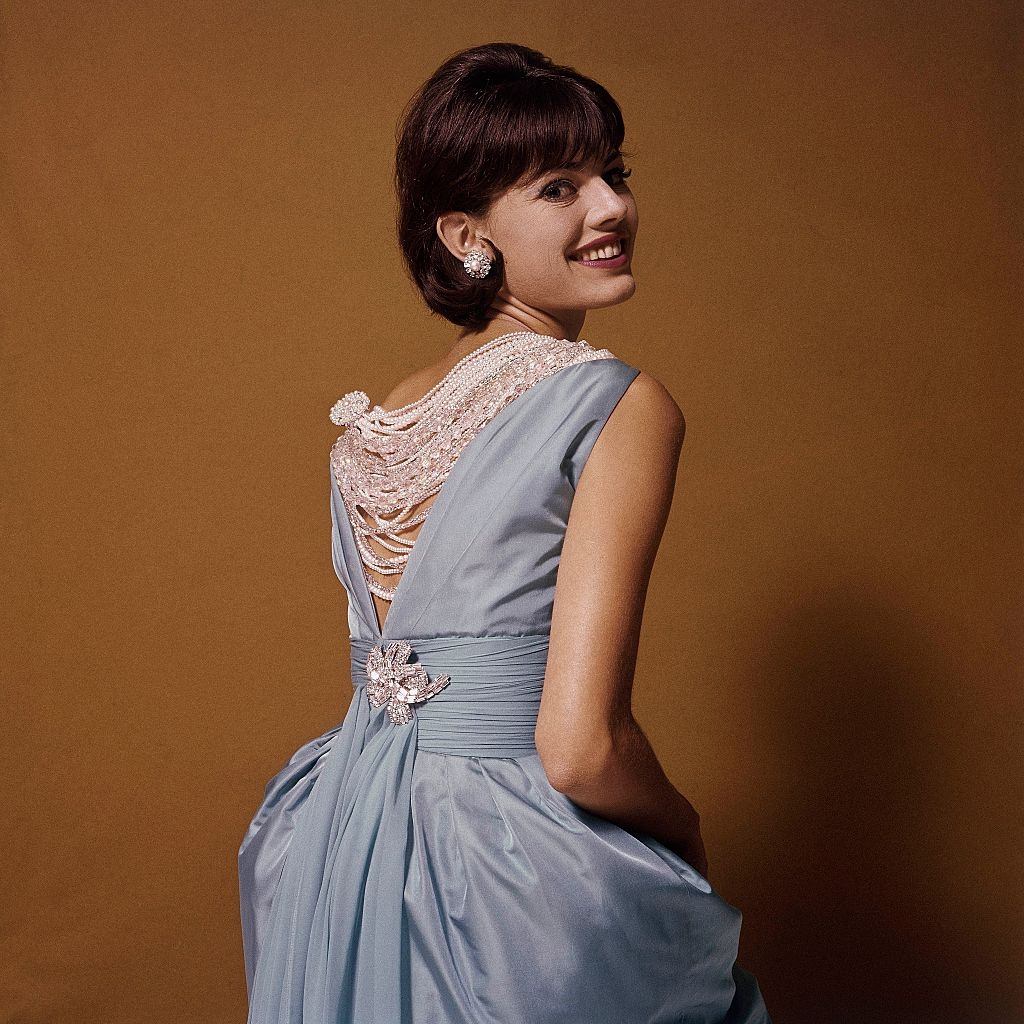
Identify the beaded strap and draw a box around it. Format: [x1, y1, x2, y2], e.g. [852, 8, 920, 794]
[329, 331, 615, 602]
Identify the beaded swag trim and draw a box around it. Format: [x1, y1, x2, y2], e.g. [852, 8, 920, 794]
[329, 331, 615, 604]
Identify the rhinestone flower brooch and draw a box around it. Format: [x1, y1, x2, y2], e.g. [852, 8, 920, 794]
[364, 640, 452, 725]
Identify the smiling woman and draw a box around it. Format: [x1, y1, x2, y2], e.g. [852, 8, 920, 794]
[238, 41, 774, 1024]
[393, 45, 639, 333]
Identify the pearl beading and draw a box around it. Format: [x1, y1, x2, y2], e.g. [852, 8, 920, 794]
[329, 331, 615, 603]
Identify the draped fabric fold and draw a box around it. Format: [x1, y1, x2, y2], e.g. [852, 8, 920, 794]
[241, 634, 553, 1024]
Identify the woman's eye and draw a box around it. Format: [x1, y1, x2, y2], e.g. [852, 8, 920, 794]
[540, 166, 633, 201]
[540, 178, 574, 201]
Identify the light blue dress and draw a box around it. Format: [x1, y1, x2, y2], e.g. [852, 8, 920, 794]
[238, 354, 773, 1023]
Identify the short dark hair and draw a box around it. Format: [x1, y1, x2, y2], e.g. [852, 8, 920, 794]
[394, 43, 628, 332]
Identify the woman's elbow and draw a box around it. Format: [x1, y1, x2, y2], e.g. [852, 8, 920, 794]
[536, 727, 618, 795]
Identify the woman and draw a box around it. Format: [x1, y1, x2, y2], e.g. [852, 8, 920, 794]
[239, 41, 772, 1024]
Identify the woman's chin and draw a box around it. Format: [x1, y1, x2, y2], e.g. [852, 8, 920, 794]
[584, 276, 637, 309]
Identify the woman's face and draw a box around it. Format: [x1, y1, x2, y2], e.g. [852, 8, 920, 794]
[485, 151, 630, 315]
[472, 151, 638, 324]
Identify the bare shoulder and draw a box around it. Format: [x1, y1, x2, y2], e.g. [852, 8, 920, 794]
[571, 365, 687, 541]
[614, 367, 685, 437]
[582, 368, 686, 484]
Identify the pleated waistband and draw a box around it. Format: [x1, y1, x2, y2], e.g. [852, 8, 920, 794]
[349, 634, 550, 757]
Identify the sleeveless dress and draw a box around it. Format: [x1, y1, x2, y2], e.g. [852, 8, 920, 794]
[238, 334, 773, 1024]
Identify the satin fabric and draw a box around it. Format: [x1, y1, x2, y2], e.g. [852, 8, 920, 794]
[238, 356, 773, 1023]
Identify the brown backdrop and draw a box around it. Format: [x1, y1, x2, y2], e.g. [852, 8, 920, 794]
[3, 3, 1020, 1022]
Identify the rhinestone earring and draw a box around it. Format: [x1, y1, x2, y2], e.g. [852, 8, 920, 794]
[463, 248, 492, 279]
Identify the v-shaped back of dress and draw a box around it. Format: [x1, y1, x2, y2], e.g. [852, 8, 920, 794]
[330, 352, 641, 642]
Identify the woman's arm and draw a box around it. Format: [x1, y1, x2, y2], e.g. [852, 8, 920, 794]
[535, 369, 708, 878]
